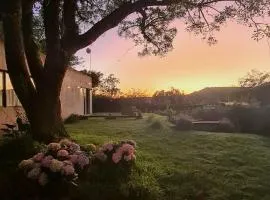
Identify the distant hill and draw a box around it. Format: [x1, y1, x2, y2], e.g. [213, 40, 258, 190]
[185, 84, 270, 105]
[185, 87, 249, 105]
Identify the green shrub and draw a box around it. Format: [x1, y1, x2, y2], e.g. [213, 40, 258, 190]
[0, 136, 44, 199]
[64, 114, 88, 124]
[150, 120, 163, 130]
[216, 118, 235, 133]
[121, 106, 137, 116]
[105, 114, 117, 120]
[191, 108, 226, 121]
[227, 106, 270, 135]
[136, 111, 143, 119]
[147, 114, 155, 123]
[174, 117, 193, 131]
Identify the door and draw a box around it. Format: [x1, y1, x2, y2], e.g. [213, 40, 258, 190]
[83, 88, 90, 115]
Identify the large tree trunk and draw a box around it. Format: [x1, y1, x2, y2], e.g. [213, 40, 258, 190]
[28, 95, 68, 143]
[2, 1, 68, 143]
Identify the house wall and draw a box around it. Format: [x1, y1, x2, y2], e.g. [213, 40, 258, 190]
[0, 35, 6, 70]
[0, 70, 91, 130]
[0, 107, 25, 129]
[0, 25, 92, 129]
[61, 68, 92, 118]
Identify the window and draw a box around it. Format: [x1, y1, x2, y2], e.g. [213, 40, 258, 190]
[0, 71, 21, 107]
[0, 72, 2, 106]
[6, 74, 21, 106]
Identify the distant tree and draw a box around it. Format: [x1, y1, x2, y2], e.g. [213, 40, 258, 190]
[98, 74, 120, 97]
[153, 87, 184, 110]
[239, 69, 270, 88]
[32, 11, 84, 67]
[80, 70, 104, 88]
[123, 88, 149, 98]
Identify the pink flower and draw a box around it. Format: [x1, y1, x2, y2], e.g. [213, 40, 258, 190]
[41, 156, 53, 168]
[27, 167, 41, 179]
[123, 154, 132, 161]
[111, 143, 136, 163]
[77, 154, 89, 169]
[57, 149, 69, 158]
[112, 153, 122, 164]
[33, 153, 44, 162]
[38, 172, 48, 186]
[126, 140, 136, 147]
[69, 155, 78, 164]
[50, 159, 64, 172]
[86, 144, 96, 152]
[48, 143, 61, 152]
[61, 165, 75, 176]
[102, 143, 114, 152]
[59, 139, 72, 147]
[63, 160, 73, 166]
[94, 151, 107, 162]
[69, 143, 80, 153]
[18, 159, 34, 169]
[121, 144, 135, 154]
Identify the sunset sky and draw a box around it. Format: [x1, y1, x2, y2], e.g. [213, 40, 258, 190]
[76, 21, 270, 95]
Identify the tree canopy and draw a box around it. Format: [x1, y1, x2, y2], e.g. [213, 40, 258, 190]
[239, 69, 270, 88]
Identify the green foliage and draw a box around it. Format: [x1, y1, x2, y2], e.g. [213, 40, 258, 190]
[0, 136, 45, 199]
[227, 106, 270, 135]
[121, 106, 140, 117]
[150, 119, 163, 130]
[98, 74, 120, 97]
[64, 114, 88, 124]
[152, 87, 184, 111]
[191, 108, 227, 121]
[80, 70, 104, 88]
[147, 114, 155, 123]
[105, 114, 117, 120]
[136, 111, 143, 119]
[0, 136, 42, 166]
[31, 0, 270, 58]
[239, 69, 270, 88]
[174, 116, 193, 131]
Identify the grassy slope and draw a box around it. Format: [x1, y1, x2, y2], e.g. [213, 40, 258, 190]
[66, 114, 270, 200]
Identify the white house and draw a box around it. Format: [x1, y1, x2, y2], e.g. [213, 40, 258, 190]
[0, 26, 92, 128]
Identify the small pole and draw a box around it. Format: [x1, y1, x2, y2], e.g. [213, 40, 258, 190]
[86, 48, 93, 114]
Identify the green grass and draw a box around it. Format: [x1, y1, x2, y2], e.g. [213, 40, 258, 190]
[66, 114, 270, 200]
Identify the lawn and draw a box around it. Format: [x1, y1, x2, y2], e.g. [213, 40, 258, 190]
[65, 114, 270, 200]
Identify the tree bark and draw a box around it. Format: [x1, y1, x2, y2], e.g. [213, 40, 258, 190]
[2, 1, 68, 143]
[28, 94, 68, 143]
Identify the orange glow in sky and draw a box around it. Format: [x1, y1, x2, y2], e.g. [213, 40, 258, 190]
[76, 21, 270, 94]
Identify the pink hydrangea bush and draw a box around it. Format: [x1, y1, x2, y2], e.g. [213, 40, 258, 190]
[18, 139, 90, 186]
[94, 140, 136, 165]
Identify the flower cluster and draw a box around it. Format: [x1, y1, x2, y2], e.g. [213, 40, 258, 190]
[18, 139, 89, 186]
[94, 140, 136, 164]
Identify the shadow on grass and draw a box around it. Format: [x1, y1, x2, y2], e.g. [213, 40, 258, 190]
[159, 171, 210, 200]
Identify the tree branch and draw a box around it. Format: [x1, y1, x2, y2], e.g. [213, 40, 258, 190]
[74, 0, 177, 51]
[43, 0, 61, 54]
[43, 0, 68, 95]
[73, 0, 238, 51]
[62, 0, 79, 51]
[2, 0, 36, 110]
[22, 0, 44, 88]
